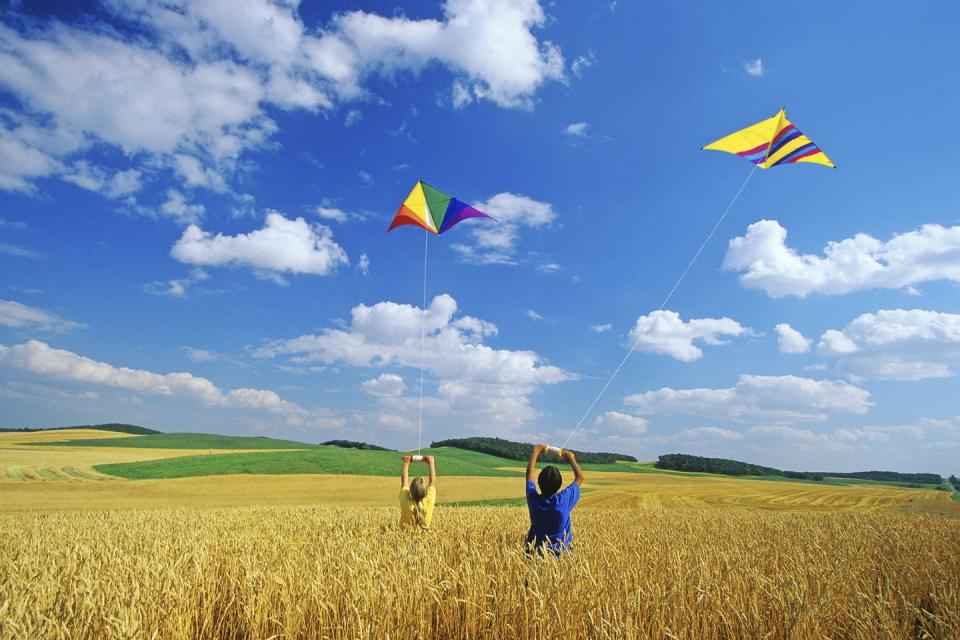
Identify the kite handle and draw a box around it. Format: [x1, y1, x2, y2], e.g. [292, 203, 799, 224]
[411, 455, 426, 462]
[544, 445, 563, 457]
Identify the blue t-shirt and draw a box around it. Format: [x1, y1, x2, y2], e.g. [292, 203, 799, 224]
[525, 480, 580, 555]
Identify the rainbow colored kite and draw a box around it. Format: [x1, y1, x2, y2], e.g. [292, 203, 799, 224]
[388, 180, 494, 234]
[704, 108, 835, 169]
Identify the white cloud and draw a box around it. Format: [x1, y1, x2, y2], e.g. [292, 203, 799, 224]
[817, 309, 960, 380]
[775, 323, 811, 354]
[627, 310, 748, 362]
[0, 242, 42, 259]
[0, 219, 28, 230]
[527, 309, 544, 321]
[256, 293, 572, 429]
[62, 161, 143, 199]
[451, 192, 556, 265]
[571, 52, 595, 77]
[625, 374, 872, 423]
[361, 373, 406, 397]
[564, 122, 588, 137]
[171, 211, 348, 281]
[591, 323, 612, 333]
[742, 58, 764, 77]
[0, 0, 564, 194]
[326, 0, 564, 109]
[358, 170, 373, 185]
[173, 155, 227, 192]
[639, 426, 744, 446]
[183, 346, 218, 363]
[161, 189, 206, 224]
[0, 340, 303, 416]
[0, 123, 63, 192]
[594, 410, 648, 433]
[358, 252, 370, 276]
[143, 268, 209, 298]
[0, 300, 85, 333]
[344, 109, 362, 126]
[724, 220, 960, 298]
[316, 206, 349, 223]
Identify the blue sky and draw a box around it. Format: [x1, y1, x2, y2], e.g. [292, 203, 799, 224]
[2, 1, 959, 474]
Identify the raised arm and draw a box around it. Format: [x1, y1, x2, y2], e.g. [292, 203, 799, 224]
[563, 449, 585, 486]
[526, 443, 545, 482]
[400, 455, 411, 488]
[425, 455, 437, 488]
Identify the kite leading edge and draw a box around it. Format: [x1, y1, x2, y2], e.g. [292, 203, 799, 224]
[387, 180, 495, 234]
[703, 108, 835, 169]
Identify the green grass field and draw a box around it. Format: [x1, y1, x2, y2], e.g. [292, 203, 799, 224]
[93, 444, 651, 480]
[24, 431, 950, 493]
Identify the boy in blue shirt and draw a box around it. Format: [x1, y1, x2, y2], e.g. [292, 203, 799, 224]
[525, 443, 585, 556]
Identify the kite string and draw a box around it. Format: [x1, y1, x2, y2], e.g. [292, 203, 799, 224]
[417, 227, 428, 455]
[561, 164, 758, 450]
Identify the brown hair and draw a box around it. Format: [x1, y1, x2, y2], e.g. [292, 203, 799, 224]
[409, 476, 427, 528]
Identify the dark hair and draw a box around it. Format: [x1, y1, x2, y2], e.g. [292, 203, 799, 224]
[538, 465, 562, 497]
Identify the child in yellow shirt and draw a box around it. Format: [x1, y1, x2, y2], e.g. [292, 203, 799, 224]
[399, 455, 436, 529]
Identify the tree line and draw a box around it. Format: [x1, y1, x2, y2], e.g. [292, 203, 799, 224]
[431, 437, 637, 464]
[655, 453, 944, 485]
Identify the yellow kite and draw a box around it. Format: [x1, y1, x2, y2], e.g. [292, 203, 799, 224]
[704, 108, 835, 169]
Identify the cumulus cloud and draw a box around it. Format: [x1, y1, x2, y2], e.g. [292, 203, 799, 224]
[593, 411, 648, 433]
[564, 122, 588, 137]
[724, 220, 960, 298]
[742, 58, 764, 77]
[358, 252, 370, 276]
[0, 340, 303, 415]
[817, 309, 960, 380]
[624, 374, 872, 423]
[361, 373, 406, 397]
[451, 192, 556, 265]
[0, 300, 85, 333]
[0, 0, 564, 193]
[256, 293, 572, 429]
[171, 211, 348, 281]
[627, 310, 748, 362]
[775, 323, 811, 354]
[591, 323, 612, 333]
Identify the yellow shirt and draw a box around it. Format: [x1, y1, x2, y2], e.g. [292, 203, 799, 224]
[399, 485, 436, 529]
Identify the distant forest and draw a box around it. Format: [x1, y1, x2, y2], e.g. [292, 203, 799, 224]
[0, 423, 159, 435]
[320, 439, 391, 451]
[431, 437, 637, 464]
[655, 453, 944, 485]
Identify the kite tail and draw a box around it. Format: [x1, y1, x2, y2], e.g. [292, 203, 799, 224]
[560, 164, 758, 450]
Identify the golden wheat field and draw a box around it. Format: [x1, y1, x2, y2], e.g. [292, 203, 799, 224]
[3, 430, 959, 638]
[2, 505, 959, 640]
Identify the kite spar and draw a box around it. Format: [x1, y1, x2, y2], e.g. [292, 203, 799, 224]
[387, 180, 495, 454]
[560, 108, 834, 450]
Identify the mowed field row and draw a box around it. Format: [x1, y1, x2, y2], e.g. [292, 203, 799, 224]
[0, 430, 308, 483]
[2, 505, 958, 640]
